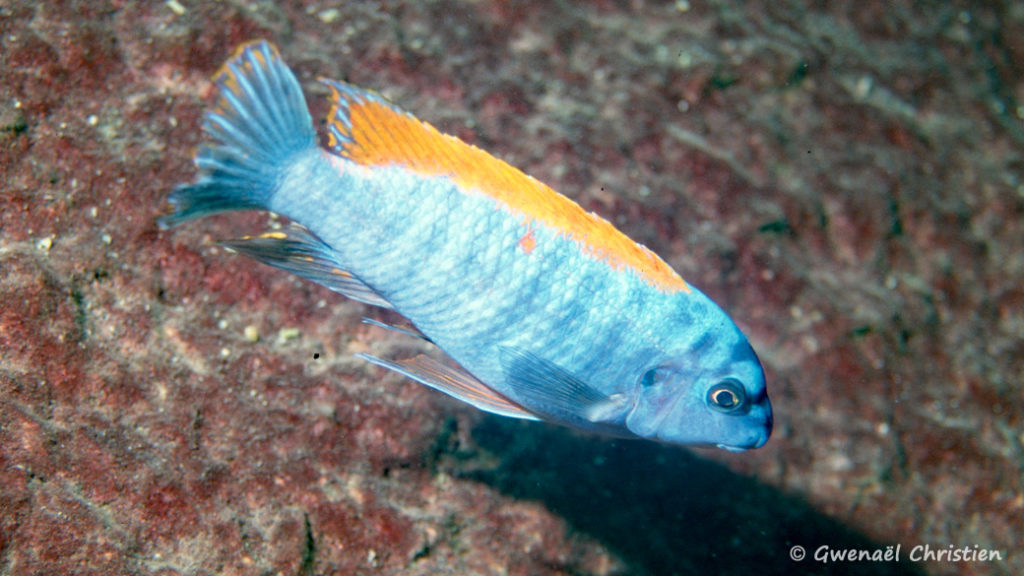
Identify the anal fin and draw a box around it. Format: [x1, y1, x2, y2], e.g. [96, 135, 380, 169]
[358, 353, 539, 421]
[221, 225, 392, 309]
[361, 317, 431, 343]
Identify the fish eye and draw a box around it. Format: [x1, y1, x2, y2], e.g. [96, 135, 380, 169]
[707, 379, 747, 414]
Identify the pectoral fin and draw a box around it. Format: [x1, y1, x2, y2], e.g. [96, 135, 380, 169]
[358, 353, 540, 420]
[498, 346, 631, 425]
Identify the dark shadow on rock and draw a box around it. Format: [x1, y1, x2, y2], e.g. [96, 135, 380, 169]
[454, 417, 927, 576]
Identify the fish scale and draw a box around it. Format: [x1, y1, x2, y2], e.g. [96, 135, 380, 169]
[161, 40, 772, 451]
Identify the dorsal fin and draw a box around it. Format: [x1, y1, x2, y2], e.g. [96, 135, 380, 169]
[319, 79, 690, 294]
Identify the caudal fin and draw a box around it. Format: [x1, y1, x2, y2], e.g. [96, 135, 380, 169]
[159, 41, 315, 228]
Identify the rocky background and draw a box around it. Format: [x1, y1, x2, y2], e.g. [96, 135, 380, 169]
[1, 1, 1021, 575]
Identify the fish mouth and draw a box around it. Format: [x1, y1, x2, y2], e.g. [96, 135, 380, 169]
[719, 399, 773, 451]
[717, 425, 771, 452]
[717, 443, 751, 453]
[687, 441, 752, 452]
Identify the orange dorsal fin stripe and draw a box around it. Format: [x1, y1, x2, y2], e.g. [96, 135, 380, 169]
[320, 79, 689, 293]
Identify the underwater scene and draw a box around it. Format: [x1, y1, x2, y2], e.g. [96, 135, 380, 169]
[0, 1, 1020, 575]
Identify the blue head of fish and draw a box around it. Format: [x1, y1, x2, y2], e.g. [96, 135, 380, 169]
[625, 315, 772, 451]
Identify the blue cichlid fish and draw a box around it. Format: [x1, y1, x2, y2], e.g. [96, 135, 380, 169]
[161, 41, 772, 451]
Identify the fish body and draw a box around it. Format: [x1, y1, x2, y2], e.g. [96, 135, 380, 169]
[162, 41, 772, 451]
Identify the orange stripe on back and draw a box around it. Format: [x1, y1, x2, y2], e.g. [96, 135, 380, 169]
[322, 81, 690, 293]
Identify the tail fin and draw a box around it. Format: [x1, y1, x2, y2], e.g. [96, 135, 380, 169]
[159, 41, 316, 228]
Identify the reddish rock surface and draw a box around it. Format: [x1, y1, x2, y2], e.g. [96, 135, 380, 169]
[1, 1, 1021, 575]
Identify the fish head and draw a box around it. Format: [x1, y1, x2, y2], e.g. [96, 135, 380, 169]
[625, 329, 772, 451]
